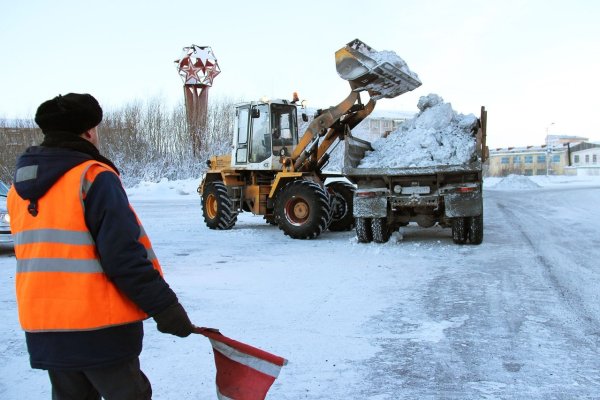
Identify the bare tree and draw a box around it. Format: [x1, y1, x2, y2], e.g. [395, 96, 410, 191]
[0, 96, 237, 186]
[0, 119, 41, 183]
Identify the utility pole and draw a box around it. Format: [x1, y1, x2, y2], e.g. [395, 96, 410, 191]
[545, 122, 555, 176]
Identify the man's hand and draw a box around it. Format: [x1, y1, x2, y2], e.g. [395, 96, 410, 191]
[153, 302, 194, 338]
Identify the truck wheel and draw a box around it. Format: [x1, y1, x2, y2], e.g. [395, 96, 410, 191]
[326, 181, 355, 231]
[452, 217, 467, 244]
[202, 182, 238, 230]
[372, 218, 390, 243]
[468, 214, 484, 245]
[275, 180, 331, 239]
[356, 217, 372, 243]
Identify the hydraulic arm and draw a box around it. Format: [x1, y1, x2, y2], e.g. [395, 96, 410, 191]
[286, 39, 422, 173]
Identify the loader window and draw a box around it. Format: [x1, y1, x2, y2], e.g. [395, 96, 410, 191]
[235, 107, 250, 164]
[249, 104, 271, 163]
[238, 108, 249, 144]
[271, 104, 298, 155]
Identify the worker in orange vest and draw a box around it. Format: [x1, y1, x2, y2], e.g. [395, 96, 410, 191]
[7, 93, 195, 400]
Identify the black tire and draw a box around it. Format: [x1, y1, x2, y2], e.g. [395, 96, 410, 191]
[275, 180, 331, 239]
[452, 217, 467, 244]
[201, 182, 238, 230]
[326, 181, 355, 231]
[371, 218, 390, 243]
[356, 217, 372, 243]
[468, 214, 484, 245]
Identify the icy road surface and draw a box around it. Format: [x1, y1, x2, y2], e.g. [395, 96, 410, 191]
[1, 179, 599, 399]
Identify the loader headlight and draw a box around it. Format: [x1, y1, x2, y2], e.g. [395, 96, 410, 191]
[0, 212, 9, 224]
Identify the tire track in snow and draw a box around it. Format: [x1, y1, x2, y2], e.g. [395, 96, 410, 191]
[495, 200, 600, 343]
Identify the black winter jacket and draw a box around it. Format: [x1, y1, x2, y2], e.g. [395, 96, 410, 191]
[12, 146, 178, 370]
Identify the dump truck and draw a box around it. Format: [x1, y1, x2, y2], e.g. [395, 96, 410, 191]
[198, 39, 422, 239]
[343, 104, 487, 245]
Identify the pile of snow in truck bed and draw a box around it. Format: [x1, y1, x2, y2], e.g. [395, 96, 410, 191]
[358, 94, 479, 168]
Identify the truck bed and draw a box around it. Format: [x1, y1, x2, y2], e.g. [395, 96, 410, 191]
[342, 130, 483, 179]
[343, 162, 482, 178]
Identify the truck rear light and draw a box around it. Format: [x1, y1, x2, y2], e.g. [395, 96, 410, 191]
[457, 186, 476, 193]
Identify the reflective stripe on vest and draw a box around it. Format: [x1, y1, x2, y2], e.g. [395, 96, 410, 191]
[8, 160, 162, 332]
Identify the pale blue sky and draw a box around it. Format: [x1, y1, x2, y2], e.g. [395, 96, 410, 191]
[1, 0, 598, 147]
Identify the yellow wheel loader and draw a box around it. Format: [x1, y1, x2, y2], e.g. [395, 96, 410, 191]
[198, 39, 422, 239]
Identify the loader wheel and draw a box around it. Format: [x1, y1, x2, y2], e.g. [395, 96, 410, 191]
[356, 217, 372, 243]
[371, 218, 390, 243]
[326, 181, 355, 232]
[275, 180, 331, 239]
[468, 214, 484, 245]
[451, 217, 467, 244]
[202, 182, 238, 230]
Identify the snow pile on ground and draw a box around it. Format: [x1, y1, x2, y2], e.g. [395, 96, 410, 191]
[488, 174, 542, 190]
[358, 94, 478, 168]
[483, 174, 600, 189]
[125, 177, 200, 200]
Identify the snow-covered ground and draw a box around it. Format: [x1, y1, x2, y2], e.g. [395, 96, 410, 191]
[1, 174, 600, 399]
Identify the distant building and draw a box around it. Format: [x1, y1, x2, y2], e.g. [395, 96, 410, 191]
[546, 134, 588, 146]
[486, 134, 600, 177]
[487, 143, 570, 177]
[348, 111, 414, 142]
[367, 117, 408, 138]
[302, 109, 412, 141]
[566, 142, 600, 176]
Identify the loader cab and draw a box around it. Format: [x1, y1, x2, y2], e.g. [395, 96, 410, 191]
[232, 100, 299, 170]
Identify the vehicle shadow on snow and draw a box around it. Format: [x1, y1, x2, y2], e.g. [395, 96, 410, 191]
[212, 217, 463, 245]
[394, 224, 456, 245]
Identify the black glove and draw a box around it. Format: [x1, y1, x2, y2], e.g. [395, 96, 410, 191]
[153, 302, 194, 338]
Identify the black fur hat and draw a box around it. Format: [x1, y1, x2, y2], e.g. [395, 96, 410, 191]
[35, 93, 103, 135]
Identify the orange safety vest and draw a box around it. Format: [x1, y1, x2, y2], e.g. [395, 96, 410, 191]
[8, 160, 163, 332]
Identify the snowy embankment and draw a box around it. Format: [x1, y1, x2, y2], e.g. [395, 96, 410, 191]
[484, 174, 600, 190]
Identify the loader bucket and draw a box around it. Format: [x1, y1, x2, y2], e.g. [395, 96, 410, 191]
[335, 39, 422, 100]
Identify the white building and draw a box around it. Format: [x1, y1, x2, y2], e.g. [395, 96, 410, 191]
[567, 142, 600, 175]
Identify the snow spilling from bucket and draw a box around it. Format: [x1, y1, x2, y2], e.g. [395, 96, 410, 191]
[366, 48, 420, 82]
[358, 94, 478, 168]
[351, 42, 421, 99]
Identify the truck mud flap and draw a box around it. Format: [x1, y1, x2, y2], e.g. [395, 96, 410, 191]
[444, 192, 483, 218]
[354, 196, 387, 218]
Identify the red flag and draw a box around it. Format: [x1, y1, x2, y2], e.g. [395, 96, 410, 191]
[194, 327, 287, 400]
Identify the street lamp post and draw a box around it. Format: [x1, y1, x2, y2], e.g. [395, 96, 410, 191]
[545, 122, 555, 176]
